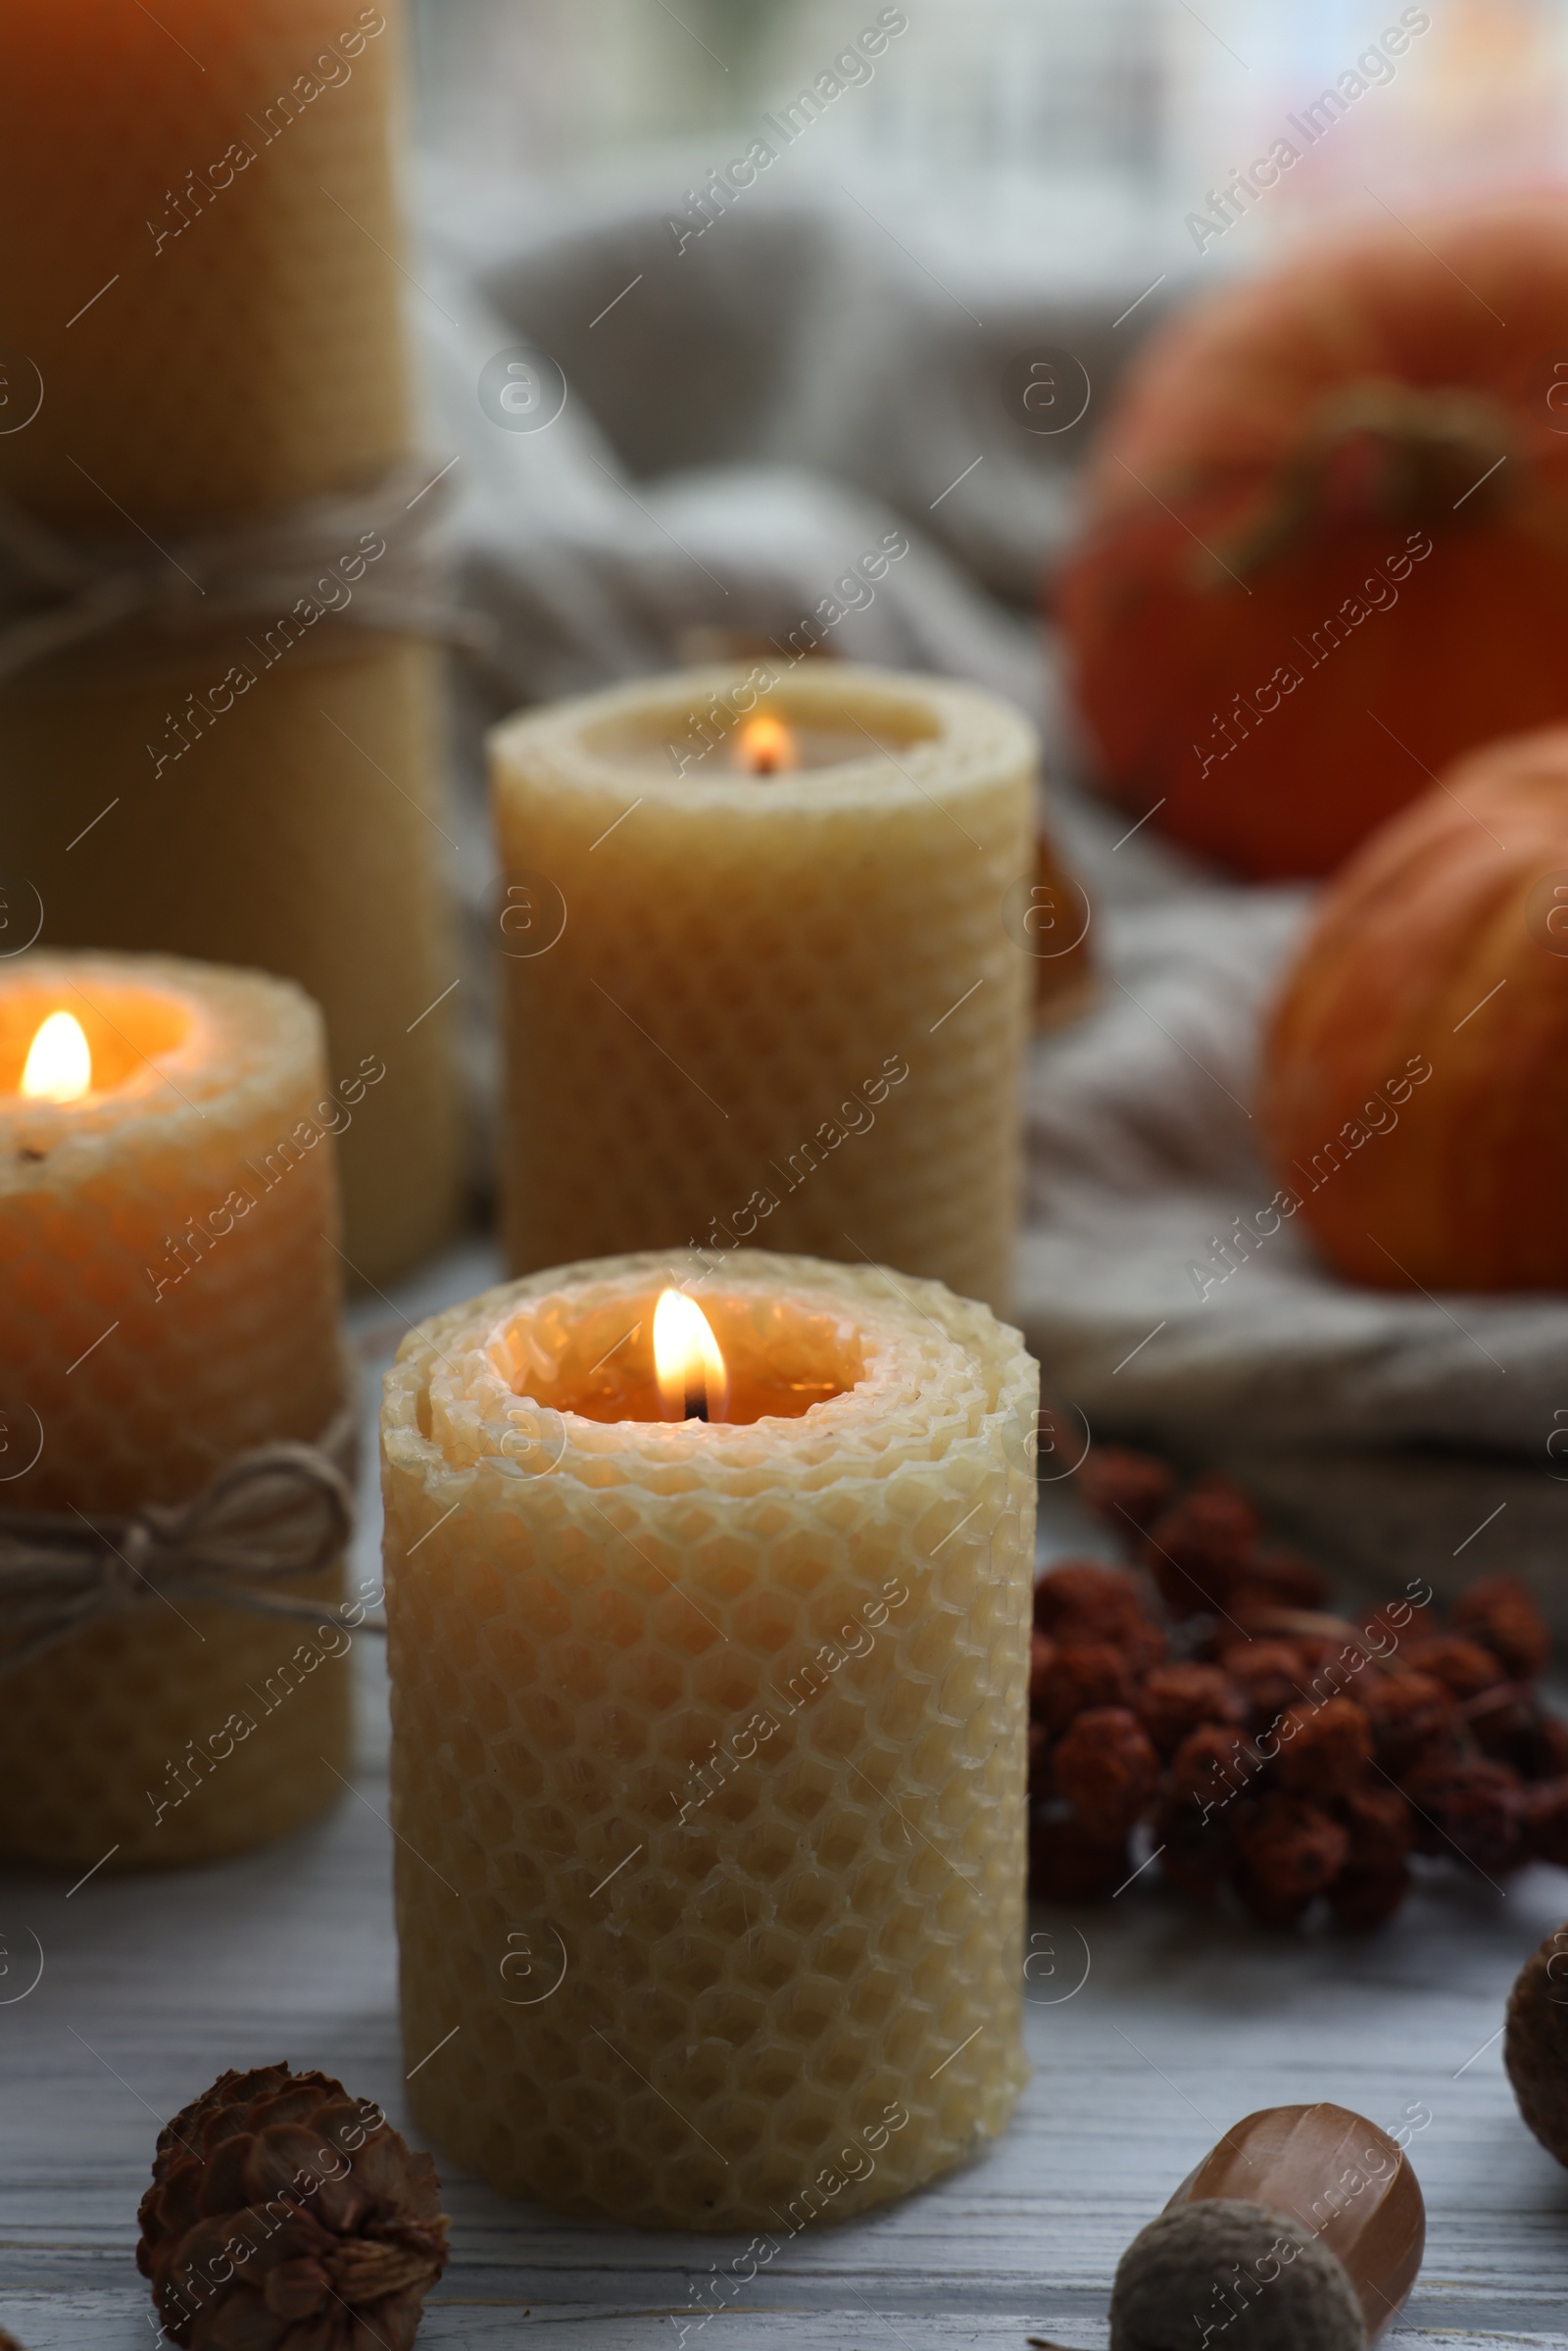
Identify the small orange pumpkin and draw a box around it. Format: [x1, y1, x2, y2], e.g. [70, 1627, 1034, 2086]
[1060, 199, 1568, 880]
[1261, 727, 1568, 1291]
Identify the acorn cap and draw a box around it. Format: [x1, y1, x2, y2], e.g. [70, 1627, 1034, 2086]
[1505, 1921, 1568, 2165]
[1110, 2200, 1368, 2351]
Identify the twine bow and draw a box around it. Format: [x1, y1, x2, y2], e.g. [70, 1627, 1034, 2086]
[0, 1400, 380, 1682]
[0, 455, 493, 687]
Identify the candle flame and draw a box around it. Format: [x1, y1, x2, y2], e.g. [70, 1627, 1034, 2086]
[653, 1290, 728, 1423]
[21, 1010, 91, 1102]
[734, 713, 799, 774]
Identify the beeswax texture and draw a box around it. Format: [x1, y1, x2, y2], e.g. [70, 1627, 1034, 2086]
[2, 639, 463, 1286]
[492, 667, 1036, 1316]
[0, 954, 351, 1866]
[383, 1249, 1037, 2228]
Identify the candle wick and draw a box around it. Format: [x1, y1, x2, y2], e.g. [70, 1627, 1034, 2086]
[687, 1387, 709, 1424]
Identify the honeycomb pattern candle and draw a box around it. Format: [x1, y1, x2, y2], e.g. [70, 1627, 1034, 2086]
[490, 663, 1038, 1315]
[0, 0, 462, 1284]
[0, 953, 352, 1867]
[382, 1247, 1037, 2229]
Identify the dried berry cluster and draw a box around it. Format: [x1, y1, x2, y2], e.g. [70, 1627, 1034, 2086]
[1028, 1439, 1565, 1929]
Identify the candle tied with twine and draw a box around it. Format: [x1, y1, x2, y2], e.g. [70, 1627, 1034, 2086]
[0, 455, 488, 685]
[0, 1395, 381, 1683]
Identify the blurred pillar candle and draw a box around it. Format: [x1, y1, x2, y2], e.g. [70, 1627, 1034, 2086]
[382, 1248, 1037, 2227]
[0, 0, 463, 1285]
[0, 953, 352, 1866]
[490, 663, 1039, 1316]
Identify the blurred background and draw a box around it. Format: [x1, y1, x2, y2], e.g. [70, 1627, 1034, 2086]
[392, 0, 1568, 1606]
[409, 0, 1568, 223]
[405, 0, 1568, 762]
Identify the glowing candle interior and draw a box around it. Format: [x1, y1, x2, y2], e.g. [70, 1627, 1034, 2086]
[596, 691, 932, 780]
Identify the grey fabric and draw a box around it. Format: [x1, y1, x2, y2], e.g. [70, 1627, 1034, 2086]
[1020, 892, 1564, 1456]
[1017, 892, 1568, 1625]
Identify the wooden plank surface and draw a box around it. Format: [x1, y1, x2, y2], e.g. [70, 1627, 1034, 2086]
[3, 1243, 1567, 2349]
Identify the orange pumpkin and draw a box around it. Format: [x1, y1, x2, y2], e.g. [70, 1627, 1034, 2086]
[1261, 727, 1568, 1291]
[1060, 199, 1568, 880]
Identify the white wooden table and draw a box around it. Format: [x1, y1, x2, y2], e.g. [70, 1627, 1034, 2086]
[4, 1243, 1566, 2350]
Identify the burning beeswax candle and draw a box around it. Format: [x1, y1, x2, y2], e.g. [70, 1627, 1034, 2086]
[491, 664, 1037, 1314]
[383, 1247, 1037, 2229]
[0, 954, 351, 1867]
[0, 0, 462, 1284]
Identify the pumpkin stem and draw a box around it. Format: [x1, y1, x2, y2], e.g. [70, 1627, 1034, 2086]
[1219, 382, 1514, 580]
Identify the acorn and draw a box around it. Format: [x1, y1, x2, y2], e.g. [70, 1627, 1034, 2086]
[1034, 2116, 1429, 2351]
[1504, 1921, 1568, 2165]
[1044, 2104, 1423, 2351]
[1110, 2201, 1368, 2350]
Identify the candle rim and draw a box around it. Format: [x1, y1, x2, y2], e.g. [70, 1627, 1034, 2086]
[2, 963, 201, 1104]
[482, 1270, 867, 1432]
[383, 1248, 1035, 1508]
[489, 661, 1040, 809]
[0, 953, 324, 1165]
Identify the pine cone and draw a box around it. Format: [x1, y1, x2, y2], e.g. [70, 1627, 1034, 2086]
[136, 2063, 448, 2349]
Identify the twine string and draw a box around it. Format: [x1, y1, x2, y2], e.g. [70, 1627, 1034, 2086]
[0, 456, 492, 686]
[0, 1398, 382, 1681]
